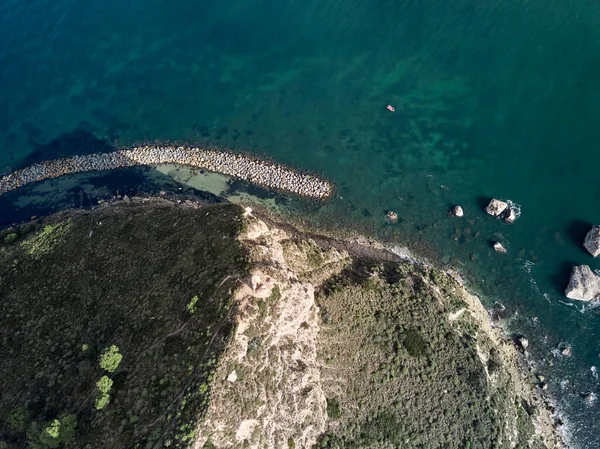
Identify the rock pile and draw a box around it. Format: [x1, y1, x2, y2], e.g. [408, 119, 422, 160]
[0, 146, 335, 200]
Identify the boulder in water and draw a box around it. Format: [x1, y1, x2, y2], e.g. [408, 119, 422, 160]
[386, 211, 398, 223]
[565, 265, 600, 301]
[503, 208, 517, 224]
[451, 205, 464, 217]
[485, 199, 508, 217]
[583, 225, 600, 257]
[493, 242, 507, 254]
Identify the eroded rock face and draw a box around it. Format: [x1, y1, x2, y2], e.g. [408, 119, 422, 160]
[584, 225, 600, 257]
[485, 199, 508, 217]
[565, 265, 600, 301]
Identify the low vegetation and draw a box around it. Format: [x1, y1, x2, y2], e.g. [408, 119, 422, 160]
[0, 201, 249, 448]
[313, 259, 543, 448]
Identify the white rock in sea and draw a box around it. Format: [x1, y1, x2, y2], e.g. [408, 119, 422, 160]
[565, 265, 600, 301]
[485, 199, 508, 217]
[493, 242, 507, 254]
[452, 205, 464, 217]
[583, 225, 600, 257]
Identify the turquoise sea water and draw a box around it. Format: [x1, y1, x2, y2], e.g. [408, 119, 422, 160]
[1, 0, 600, 445]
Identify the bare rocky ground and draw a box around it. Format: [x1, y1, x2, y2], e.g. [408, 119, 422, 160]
[0, 198, 563, 449]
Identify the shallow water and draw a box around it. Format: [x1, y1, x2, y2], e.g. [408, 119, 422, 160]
[1, 0, 600, 445]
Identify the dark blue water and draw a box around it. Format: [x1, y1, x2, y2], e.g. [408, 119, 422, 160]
[2, 0, 600, 445]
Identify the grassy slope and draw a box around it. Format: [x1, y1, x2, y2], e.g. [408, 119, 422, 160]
[0, 201, 249, 449]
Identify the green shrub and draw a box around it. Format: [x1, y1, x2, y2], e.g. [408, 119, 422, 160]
[39, 420, 61, 448]
[20, 223, 70, 258]
[268, 285, 281, 302]
[7, 406, 32, 432]
[56, 414, 76, 444]
[187, 295, 200, 314]
[95, 376, 113, 410]
[3, 233, 17, 244]
[99, 345, 122, 372]
[95, 393, 110, 410]
[25, 414, 77, 449]
[96, 375, 113, 394]
[247, 337, 262, 355]
[326, 398, 342, 419]
[403, 328, 428, 357]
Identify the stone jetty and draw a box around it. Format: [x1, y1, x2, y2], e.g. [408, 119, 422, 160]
[0, 146, 334, 200]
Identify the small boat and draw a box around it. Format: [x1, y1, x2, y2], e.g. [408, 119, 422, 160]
[386, 104, 395, 112]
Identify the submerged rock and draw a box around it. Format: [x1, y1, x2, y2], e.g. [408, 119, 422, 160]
[565, 265, 600, 301]
[581, 392, 597, 406]
[386, 211, 398, 223]
[559, 344, 572, 357]
[583, 225, 600, 257]
[485, 199, 508, 217]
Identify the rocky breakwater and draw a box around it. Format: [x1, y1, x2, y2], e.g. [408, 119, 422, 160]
[0, 146, 335, 200]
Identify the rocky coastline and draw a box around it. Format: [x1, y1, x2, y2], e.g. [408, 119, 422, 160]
[0, 146, 334, 200]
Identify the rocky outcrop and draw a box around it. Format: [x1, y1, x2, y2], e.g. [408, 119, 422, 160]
[565, 265, 600, 301]
[583, 225, 600, 257]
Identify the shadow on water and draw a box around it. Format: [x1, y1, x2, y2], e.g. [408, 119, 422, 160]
[476, 196, 492, 211]
[0, 165, 226, 229]
[0, 128, 228, 229]
[549, 261, 577, 295]
[18, 127, 115, 170]
[565, 219, 592, 252]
